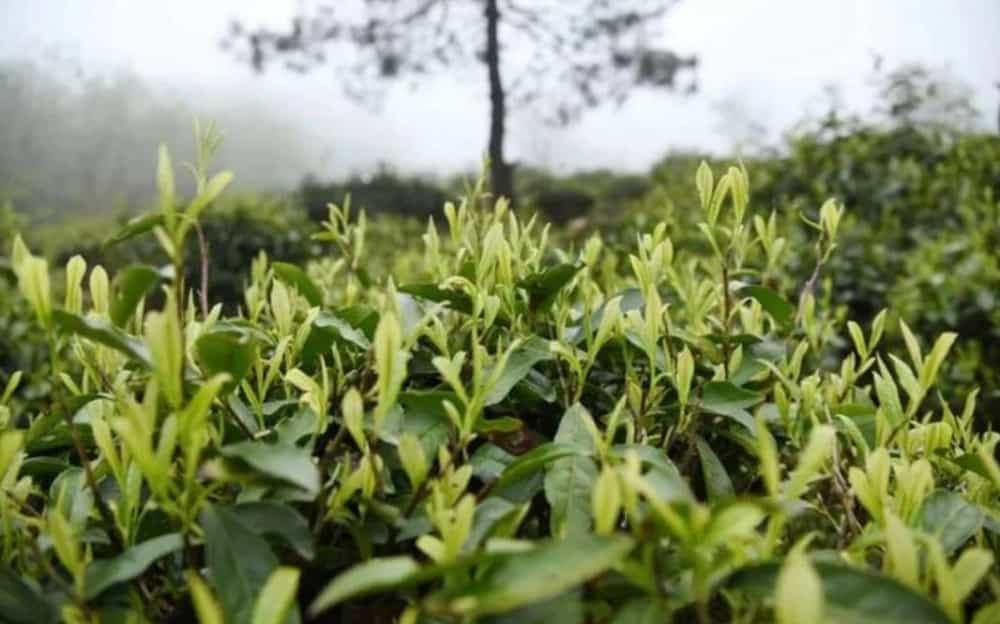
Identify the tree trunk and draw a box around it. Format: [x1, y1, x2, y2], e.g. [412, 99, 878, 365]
[484, 0, 514, 204]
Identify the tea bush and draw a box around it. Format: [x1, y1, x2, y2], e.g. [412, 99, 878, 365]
[300, 171, 449, 221]
[627, 125, 1000, 423]
[2, 134, 999, 624]
[42, 195, 319, 314]
[1, 204, 52, 415]
[750, 122, 1000, 420]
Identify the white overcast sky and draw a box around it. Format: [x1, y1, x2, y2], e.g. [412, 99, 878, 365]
[1, 0, 998, 177]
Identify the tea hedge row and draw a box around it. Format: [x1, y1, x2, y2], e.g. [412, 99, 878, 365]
[1, 136, 999, 623]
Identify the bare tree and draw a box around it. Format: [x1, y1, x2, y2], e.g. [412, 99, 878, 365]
[224, 0, 695, 202]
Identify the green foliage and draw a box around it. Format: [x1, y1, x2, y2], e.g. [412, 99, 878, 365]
[48, 195, 318, 313]
[1, 136, 999, 624]
[751, 122, 1000, 419]
[300, 169, 448, 220]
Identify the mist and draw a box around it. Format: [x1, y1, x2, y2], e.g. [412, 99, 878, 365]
[1, 0, 998, 218]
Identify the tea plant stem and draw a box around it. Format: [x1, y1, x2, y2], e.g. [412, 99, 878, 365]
[48, 333, 125, 551]
[721, 263, 732, 379]
[314, 420, 348, 464]
[63, 416, 124, 550]
[195, 221, 210, 318]
[662, 311, 677, 367]
[28, 528, 74, 597]
[389, 449, 456, 546]
[829, 439, 862, 545]
[797, 229, 827, 320]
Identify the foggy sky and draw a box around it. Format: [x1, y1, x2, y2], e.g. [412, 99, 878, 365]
[2, 0, 998, 178]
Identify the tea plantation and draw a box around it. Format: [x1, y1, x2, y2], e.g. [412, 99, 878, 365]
[1, 123, 999, 623]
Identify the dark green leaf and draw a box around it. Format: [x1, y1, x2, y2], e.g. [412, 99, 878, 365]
[110, 264, 161, 328]
[741, 285, 796, 326]
[84, 533, 183, 599]
[515, 368, 558, 404]
[919, 490, 983, 554]
[485, 336, 552, 406]
[338, 304, 379, 339]
[610, 444, 693, 502]
[219, 441, 320, 497]
[610, 443, 676, 473]
[610, 598, 666, 624]
[50, 467, 93, 529]
[0, 566, 59, 624]
[308, 557, 422, 617]
[196, 330, 256, 389]
[274, 407, 314, 445]
[483, 591, 584, 624]
[103, 212, 163, 248]
[301, 312, 371, 365]
[544, 453, 596, 537]
[273, 262, 323, 307]
[233, 501, 315, 560]
[386, 391, 456, 459]
[227, 394, 260, 435]
[18, 457, 71, 479]
[25, 419, 94, 453]
[469, 443, 517, 482]
[495, 443, 578, 490]
[700, 381, 763, 430]
[432, 534, 633, 617]
[727, 560, 950, 624]
[467, 498, 520, 549]
[545, 404, 597, 536]
[518, 263, 582, 312]
[52, 310, 151, 367]
[695, 436, 734, 501]
[201, 505, 280, 624]
[398, 283, 473, 314]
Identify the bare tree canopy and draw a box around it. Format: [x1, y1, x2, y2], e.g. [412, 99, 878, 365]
[225, 0, 695, 203]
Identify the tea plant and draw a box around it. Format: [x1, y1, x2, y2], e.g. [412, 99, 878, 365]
[2, 131, 999, 623]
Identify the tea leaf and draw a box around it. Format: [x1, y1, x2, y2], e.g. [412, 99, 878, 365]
[309, 557, 423, 617]
[0, 567, 59, 624]
[728, 560, 950, 624]
[202, 505, 280, 624]
[220, 441, 320, 497]
[103, 212, 164, 248]
[399, 283, 474, 313]
[430, 534, 633, 617]
[485, 336, 552, 406]
[196, 329, 257, 388]
[919, 490, 983, 554]
[52, 310, 152, 367]
[110, 264, 161, 328]
[545, 404, 598, 536]
[252, 567, 300, 624]
[84, 533, 183, 599]
[273, 261, 323, 307]
[233, 501, 315, 561]
[701, 381, 763, 430]
[495, 443, 579, 490]
[741, 285, 795, 327]
[519, 263, 582, 312]
[695, 436, 734, 501]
